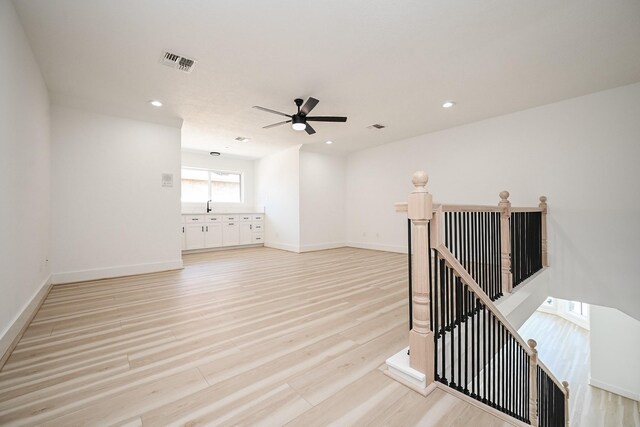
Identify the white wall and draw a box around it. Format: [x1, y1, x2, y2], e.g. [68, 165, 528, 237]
[181, 150, 256, 213]
[50, 106, 182, 283]
[0, 0, 51, 348]
[590, 305, 640, 401]
[299, 149, 346, 251]
[346, 83, 640, 319]
[254, 145, 301, 252]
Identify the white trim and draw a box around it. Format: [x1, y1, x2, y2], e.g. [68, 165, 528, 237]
[264, 242, 300, 253]
[51, 260, 183, 284]
[385, 346, 427, 389]
[1, 275, 52, 368]
[346, 241, 407, 254]
[182, 244, 263, 255]
[589, 377, 640, 402]
[298, 242, 346, 253]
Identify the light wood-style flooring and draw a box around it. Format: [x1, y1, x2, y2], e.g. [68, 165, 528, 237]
[0, 247, 519, 426]
[518, 311, 640, 427]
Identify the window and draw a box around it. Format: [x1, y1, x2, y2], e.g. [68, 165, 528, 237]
[568, 301, 588, 317]
[181, 168, 242, 203]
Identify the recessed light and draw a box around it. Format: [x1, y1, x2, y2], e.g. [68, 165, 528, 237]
[442, 101, 456, 109]
[325, 140, 333, 145]
[209, 151, 220, 156]
[149, 100, 163, 107]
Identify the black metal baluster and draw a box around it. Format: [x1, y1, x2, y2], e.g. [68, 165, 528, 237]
[440, 259, 447, 385]
[449, 267, 456, 388]
[434, 251, 439, 381]
[464, 284, 469, 394]
[428, 221, 433, 330]
[407, 218, 412, 330]
[482, 305, 487, 403]
[457, 277, 462, 391]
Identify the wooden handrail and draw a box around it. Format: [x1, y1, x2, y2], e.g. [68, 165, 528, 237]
[437, 203, 502, 212]
[511, 207, 544, 212]
[396, 202, 542, 214]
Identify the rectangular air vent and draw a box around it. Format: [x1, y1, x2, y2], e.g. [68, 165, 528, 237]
[159, 50, 197, 73]
[368, 123, 386, 129]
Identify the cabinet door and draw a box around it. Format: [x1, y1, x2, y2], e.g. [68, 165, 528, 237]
[205, 224, 222, 248]
[222, 222, 240, 246]
[240, 223, 253, 245]
[185, 224, 205, 250]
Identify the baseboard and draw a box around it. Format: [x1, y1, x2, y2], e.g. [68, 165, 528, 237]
[51, 260, 184, 285]
[298, 242, 346, 253]
[0, 275, 52, 370]
[264, 242, 301, 253]
[182, 244, 263, 255]
[589, 377, 640, 401]
[346, 241, 407, 254]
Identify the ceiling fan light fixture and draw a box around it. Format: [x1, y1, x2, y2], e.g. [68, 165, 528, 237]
[291, 116, 306, 131]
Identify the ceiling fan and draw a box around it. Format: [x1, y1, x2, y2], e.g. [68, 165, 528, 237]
[253, 97, 347, 135]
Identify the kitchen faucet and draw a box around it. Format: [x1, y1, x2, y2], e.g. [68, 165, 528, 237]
[206, 200, 212, 213]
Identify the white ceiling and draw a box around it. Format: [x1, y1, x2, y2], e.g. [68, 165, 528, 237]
[14, 0, 640, 159]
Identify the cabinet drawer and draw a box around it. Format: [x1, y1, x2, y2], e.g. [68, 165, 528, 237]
[240, 215, 253, 222]
[252, 215, 263, 221]
[184, 215, 205, 223]
[205, 215, 222, 222]
[252, 233, 264, 243]
[223, 215, 237, 222]
[252, 223, 263, 231]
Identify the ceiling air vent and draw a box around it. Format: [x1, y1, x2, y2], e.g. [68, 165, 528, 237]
[368, 123, 386, 130]
[159, 50, 197, 73]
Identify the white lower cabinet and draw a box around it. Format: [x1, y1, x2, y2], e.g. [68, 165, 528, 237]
[240, 223, 253, 245]
[185, 224, 206, 250]
[222, 221, 240, 246]
[182, 213, 264, 251]
[204, 223, 222, 247]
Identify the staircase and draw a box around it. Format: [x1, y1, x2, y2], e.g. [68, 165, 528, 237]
[387, 171, 569, 427]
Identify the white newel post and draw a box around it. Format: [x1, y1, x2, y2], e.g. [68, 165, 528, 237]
[407, 171, 434, 382]
[539, 196, 549, 267]
[528, 339, 539, 426]
[499, 191, 513, 295]
[563, 381, 570, 426]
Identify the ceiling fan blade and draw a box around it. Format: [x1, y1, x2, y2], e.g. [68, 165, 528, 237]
[306, 116, 348, 122]
[305, 123, 316, 135]
[253, 106, 291, 118]
[263, 120, 291, 129]
[300, 97, 319, 116]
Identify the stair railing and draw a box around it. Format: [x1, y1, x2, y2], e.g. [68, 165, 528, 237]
[395, 171, 566, 426]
